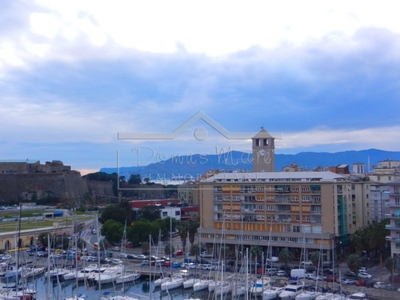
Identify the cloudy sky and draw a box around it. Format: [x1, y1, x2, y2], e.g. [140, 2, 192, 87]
[1, 0, 399, 174]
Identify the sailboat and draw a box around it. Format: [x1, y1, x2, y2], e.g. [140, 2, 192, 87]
[115, 223, 141, 285]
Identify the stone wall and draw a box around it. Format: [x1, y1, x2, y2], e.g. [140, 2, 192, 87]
[0, 172, 89, 202]
[86, 179, 114, 197]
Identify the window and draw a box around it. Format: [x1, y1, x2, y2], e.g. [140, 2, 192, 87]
[293, 226, 300, 232]
[162, 212, 167, 217]
[301, 225, 311, 233]
[175, 211, 180, 216]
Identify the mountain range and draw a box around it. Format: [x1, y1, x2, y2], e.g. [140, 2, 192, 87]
[100, 149, 400, 181]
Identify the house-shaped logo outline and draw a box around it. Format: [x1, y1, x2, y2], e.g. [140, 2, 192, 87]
[118, 111, 260, 140]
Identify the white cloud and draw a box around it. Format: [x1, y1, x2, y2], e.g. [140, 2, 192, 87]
[277, 126, 400, 152]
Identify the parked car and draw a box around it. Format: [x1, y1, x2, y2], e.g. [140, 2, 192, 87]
[280, 265, 292, 271]
[359, 267, 367, 272]
[277, 270, 287, 277]
[300, 261, 313, 266]
[306, 266, 316, 273]
[164, 260, 171, 267]
[36, 251, 47, 257]
[365, 281, 375, 288]
[140, 260, 150, 266]
[374, 282, 387, 289]
[112, 259, 123, 265]
[111, 246, 120, 251]
[320, 268, 335, 275]
[344, 271, 357, 278]
[356, 279, 366, 286]
[266, 256, 279, 263]
[341, 278, 357, 285]
[125, 242, 134, 248]
[172, 262, 182, 268]
[326, 275, 338, 282]
[175, 250, 184, 256]
[389, 274, 400, 284]
[358, 272, 372, 279]
[119, 253, 128, 259]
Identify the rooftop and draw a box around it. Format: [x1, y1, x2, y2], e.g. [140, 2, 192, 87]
[200, 171, 345, 183]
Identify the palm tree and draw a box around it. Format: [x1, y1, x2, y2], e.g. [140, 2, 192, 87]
[250, 246, 262, 260]
[279, 248, 293, 272]
[187, 217, 200, 247]
[141, 241, 150, 255]
[385, 256, 397, 285]
[347, 254, 362, 274]
[164, 242, 174, 258]
[310, 251, 321, 268]
[176, 221, 188, 252]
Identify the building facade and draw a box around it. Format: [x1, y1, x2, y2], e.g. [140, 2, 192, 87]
[386, 180, 400, 268]
[197, 171, 352, 262]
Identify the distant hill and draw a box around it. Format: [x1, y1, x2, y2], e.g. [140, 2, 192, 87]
[100, 149, 400, 180]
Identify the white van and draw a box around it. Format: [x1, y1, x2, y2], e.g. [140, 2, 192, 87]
[290, 268, 306, 279]
[266, 267, 278, 275]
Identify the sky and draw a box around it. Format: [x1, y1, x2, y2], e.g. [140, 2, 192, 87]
[1, 0, 400, 175]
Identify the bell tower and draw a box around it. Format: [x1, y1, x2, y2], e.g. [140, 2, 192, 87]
[252, 128, 275, 172]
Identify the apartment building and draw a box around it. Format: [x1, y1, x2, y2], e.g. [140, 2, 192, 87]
[386, 180, 400, 267]
[197, 129, 354, 262]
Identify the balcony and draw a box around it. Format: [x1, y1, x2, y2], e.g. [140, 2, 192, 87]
[386, 224, 400, 230]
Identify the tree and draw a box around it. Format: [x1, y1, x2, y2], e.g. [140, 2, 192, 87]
[101, 219, 124, 244]
[141, 241, 150, 255]
[77, 238, 86, 251]
[279, 248, 293, 270]
[38, 233, 47, 247]
[250, 246, 262, 260]
[385, 256, 397, 282]
[347, 254, 362, 273]
[126, 220, 159, 246]
[310, 251, 321, 268]
[99, 205, 129, 225]
[137, 205, 161, 222]
[128, 173, 142, 185]
[176, 221, 188, 252]
[164, 243, 175, 258]
[187, 217, 200, 247]
[190, 244, 200, 258]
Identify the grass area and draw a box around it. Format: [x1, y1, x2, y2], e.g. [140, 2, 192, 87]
[0, 212, 94, 232]
[0, 209, 44, 218]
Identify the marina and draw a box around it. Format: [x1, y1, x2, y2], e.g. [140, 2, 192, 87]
[0, 255, 395, 300]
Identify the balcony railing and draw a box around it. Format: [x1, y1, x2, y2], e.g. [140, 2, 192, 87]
[385, 224, 400, 230]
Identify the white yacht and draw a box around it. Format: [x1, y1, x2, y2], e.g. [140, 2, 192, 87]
[213, 281, 232, 296]
[45, 267, 70, 280]
[115, 271, 141, 284]
[20, 267, 45, 279]
[348, 292, 368, 300]
[62, 270, 78, 281]
[279, 283, 304, 300]
[262, 286, 285, 300]
[182, 277, 200, 289]
[161, 273, 186, 291]
[153, 275, 171, 287]
[92, 265, 124, 285]
[250, 276, 271, 296]
[315, 293, 345, 300]
[208, 280, 222, 292]
[296, 290, 322, 300]
[193, 279, 213, 292]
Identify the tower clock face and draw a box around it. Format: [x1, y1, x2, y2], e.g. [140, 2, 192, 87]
[258, 149, 266, 156]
